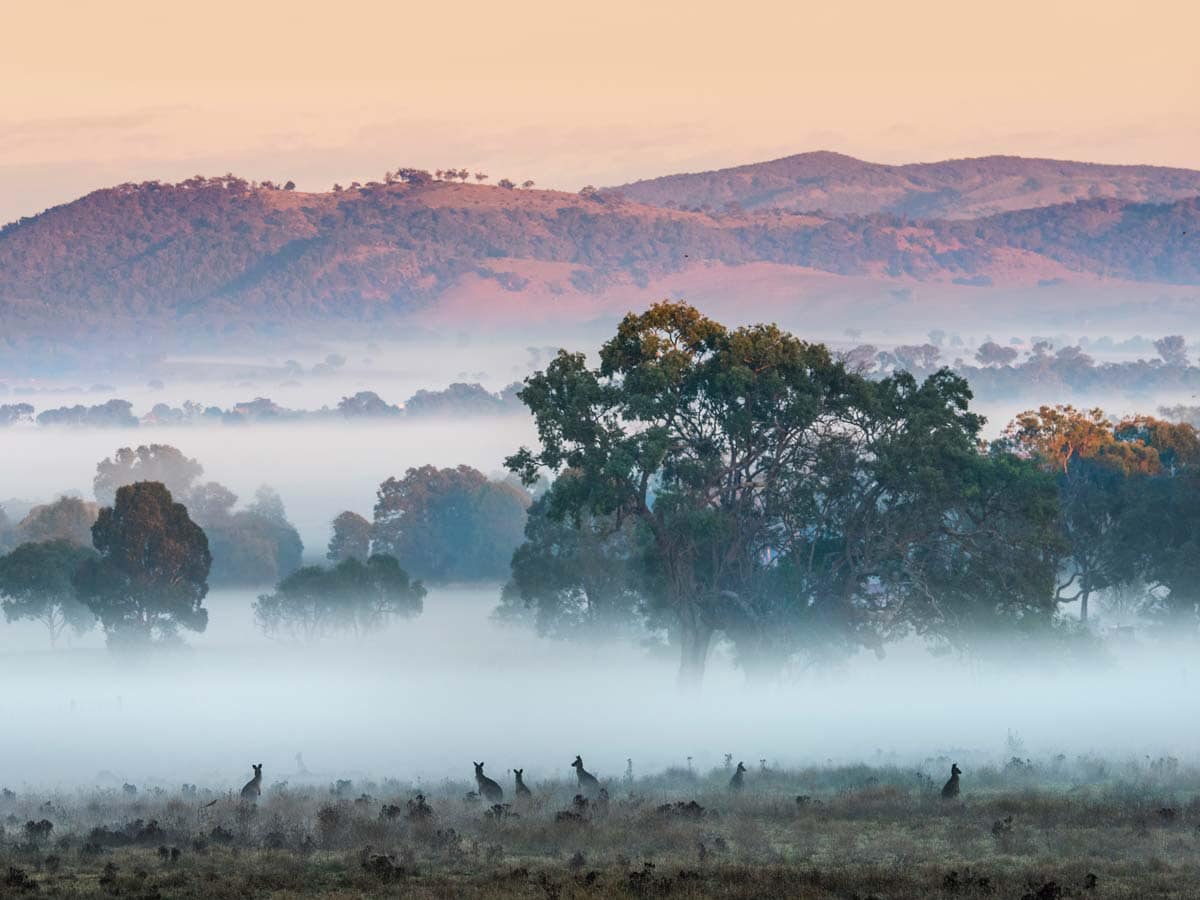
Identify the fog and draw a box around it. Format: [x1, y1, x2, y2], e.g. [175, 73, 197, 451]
[0, 584, 1193, 792]
[1, 326, 1198, 796]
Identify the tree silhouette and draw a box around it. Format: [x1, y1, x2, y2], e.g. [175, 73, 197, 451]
[0, 540, 97, 647]
[94, 445, 203, 506]
[18, 496, 98, 546]
[254, 554, 424, 642]
[328, 511, 371, 563]
[73, 482, 211, 648]
[372, 465, 530, 582]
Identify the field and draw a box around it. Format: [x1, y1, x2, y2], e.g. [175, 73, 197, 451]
[1, 758, 1197, 899]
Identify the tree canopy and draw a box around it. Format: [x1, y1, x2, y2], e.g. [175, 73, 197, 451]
[254, 554, 425, 643]
[507, 301, 1062, 683]
[0, 540, 97, 647]
[73, 481, 211, 648]
[372, 465, 530, 582]
[94, 444, 204, 506]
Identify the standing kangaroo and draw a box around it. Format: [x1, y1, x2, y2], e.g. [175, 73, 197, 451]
[572, 755, 600, 794]
[729, 761, 747, 792]
[941, 763, 961, 799]
[513, 768, 532, 798]
[474, 762, 504, 802]
[240, 764, 263, 802]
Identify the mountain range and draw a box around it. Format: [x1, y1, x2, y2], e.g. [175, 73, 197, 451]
[0, 153, 1198, 344]
[610, 151, 1200, 219]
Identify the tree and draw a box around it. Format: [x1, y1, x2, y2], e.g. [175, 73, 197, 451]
[720, 367, 997, 676]
[893, 343, 942, 371]
[521, 180, 535, 190]
[0, 403, 34, 426]
[247, 486, 304, 576]
[0, 540, 97, 647]
[1154, 335, 1189, 367]
[337, 391, 400, 418]
[1005, 406, 1117, 475]
[328, 511, 371, 563]
[474, 172, 488, 182]
[508, 301, 1027, 684]
[507, 302, 868, 684]
[975, 341, 1019, 367]
[253, 554, 425, 643]
[73, 482, 211, 648]
[903, 448, 1062, 654]
[496, 484, 652, 641]
[187, 483, 304, 587]
[94, 445, 204, 506]
[1004, 405, 1161, 621]
[497, 178, 515, 190]
[392, 168, 432, 185]
[372, 465, 530, 582]
[0, 506, 16, 554]
[186, 482, 238, 523]
[18, 496, 99, 546]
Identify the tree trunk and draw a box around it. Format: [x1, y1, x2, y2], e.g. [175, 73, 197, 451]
[1080, 590, 1089, 623]
[676, 622, 713, 690]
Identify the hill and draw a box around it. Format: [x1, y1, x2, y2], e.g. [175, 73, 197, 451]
[0, 166, 1198, 344]
[609, 151, 1200, 219]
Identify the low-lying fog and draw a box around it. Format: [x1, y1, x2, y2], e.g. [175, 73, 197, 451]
[0, 584, 1192, 790]
[1, 329, 1197, 794]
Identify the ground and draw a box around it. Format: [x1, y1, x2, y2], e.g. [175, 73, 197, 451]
[1, 759, 1196, 898]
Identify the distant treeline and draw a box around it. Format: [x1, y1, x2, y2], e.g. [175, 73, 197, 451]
[840, 332, 1200, 403]
[0, 383, 526, 428]
[0, 443, 532, 649]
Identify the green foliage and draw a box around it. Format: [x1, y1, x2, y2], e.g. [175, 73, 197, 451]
[0, 539, 97, 646]
[73, 481, 211, 648]
[372, 466, 530, 582]
[508, 301, 1059, 683]
[254, 554, 425, 642]
[496, 486, 654, 641]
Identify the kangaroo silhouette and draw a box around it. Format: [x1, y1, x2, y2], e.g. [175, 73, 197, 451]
[474, 762, 503, 802]
[941, 763, 961, 799]
[572, 755, 600, 794]
[514, 768, 532, 798]
[729, 761, 747, 792]
[240, 764, 263, 801]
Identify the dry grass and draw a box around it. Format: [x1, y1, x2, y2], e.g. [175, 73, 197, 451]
[1, 759, 1198, 898]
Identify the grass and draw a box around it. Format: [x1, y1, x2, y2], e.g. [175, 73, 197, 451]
[1, 758, 1198, 898]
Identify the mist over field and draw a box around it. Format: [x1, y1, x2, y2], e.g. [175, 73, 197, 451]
[3, 324, 1200, 792]
[0, 584, 1195, 790]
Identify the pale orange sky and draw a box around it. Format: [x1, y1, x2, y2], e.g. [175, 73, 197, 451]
[2, 0, 1197, 223]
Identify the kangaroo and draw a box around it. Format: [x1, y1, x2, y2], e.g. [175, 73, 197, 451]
[514, 768, 532, 798]
[474, 762, 504, 802]
[729, 761, 747, 792]
[240, 764, 263, 802]
[572, 755, 600, 794]
[941, 763, 961, 799]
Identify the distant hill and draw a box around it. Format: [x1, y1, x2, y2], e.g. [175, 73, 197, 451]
[0, 162, 1198, 343]
[609, 151, 1200, 219]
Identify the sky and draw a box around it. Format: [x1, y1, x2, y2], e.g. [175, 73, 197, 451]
[2, 0, 1198, 225]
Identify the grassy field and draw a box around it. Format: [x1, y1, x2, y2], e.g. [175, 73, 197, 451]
[1, 758, 1197, 898]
